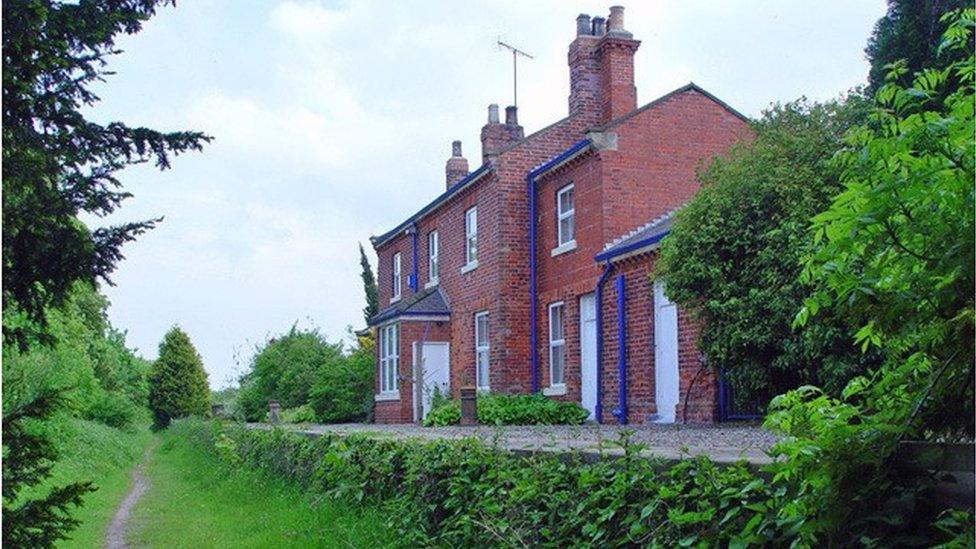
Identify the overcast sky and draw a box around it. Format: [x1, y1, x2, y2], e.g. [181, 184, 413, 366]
[86, 0, 887, 388]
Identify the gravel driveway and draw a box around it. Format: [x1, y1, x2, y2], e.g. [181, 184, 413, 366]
[253, 422, 779, 465]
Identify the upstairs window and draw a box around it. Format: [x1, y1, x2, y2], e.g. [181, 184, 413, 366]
[475, 311, 489, 390]
[392, 252, 401, 300]
[465, 207, 478, 266]
[557, 184, 575, 247]
[379, 324, 399, 394]
[549, 302, 566, 387]
[428, 231, 439, 283]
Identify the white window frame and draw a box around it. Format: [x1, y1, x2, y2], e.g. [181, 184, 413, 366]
[463, 206, 478, 271]
[475, 311, 489, 391]
[555, 184, 576, 252]
[391, 252, 401, 302]
[548, 302, 566, 389]
[427, 230, 439, 286]
[378, 323, 399, 397]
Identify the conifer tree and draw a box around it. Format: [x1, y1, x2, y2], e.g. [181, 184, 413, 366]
[148, 326, 210, 429]
[359, 243, 379, 324]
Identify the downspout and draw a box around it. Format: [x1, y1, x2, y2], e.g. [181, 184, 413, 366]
[528, 173, 539, 393]
[408, 224, 419, 292]
[594, 262, 613, 423]
[612, 273, 628, 424]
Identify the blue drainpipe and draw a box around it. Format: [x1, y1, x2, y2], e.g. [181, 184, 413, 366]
[408, 225, 419, 292]
[594, 263, 613, 423]
[612, 273, 628, 424]
[526, 139, 591, 394]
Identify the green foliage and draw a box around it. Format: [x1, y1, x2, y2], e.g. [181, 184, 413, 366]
[657, 97, 879, 404]
[1, 0, 209, 343]
[236, 325, 374, 423]
[278, 404, 317, 424]
[194, 420, 973, 547]
[359, 243, 379, 325]
[865, 0, 973, 92]
[422, 393, 589, 426]
[772, 9, 976, 545]
[148, 326, 210, 429]
[2, 388, 95, 548]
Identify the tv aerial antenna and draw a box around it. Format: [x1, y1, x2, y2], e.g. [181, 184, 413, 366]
[497, 39, 534, 107]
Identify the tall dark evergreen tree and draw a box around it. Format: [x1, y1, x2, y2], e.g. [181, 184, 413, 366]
[865, 0, 972, 92]
[359, 243, 379, 324]
[2, 0, 210, 344]
[148, 326, 210, 429]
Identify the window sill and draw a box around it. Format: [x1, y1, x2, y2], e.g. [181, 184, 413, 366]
[389, 295, 401, 304]
[551, 240, 577, 257]
[460, 260, 479, 274]
[374, 392, 400, 402]
[424, 279, 439, 290]
[543, 385, 567, 396]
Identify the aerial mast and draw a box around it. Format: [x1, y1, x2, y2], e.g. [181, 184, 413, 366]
[497, 39, 534, 108]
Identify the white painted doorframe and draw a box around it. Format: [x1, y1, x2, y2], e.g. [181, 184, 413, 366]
[579, 293, 597, 420]
[653, 280, 680, 423]
[413, 341, 450, 422]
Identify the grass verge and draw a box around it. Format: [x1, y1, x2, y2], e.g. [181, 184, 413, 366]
[42, 417, 153, 548]
[130, 420, 396, 548]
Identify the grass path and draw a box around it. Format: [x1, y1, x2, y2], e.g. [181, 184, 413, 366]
[105, 441, 155, 548]
[128, 423, 397, 548]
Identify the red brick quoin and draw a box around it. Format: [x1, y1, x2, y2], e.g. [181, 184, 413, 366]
[367, 6, 751, 424]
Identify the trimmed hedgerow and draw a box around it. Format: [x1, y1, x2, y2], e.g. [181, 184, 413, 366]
[423, 393, 589, 427]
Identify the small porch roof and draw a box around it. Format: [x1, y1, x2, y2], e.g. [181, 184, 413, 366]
[369, 287, 451, 326]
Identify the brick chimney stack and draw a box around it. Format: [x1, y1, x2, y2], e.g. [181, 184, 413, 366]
[480, 103, 524, 163]
[445, 140, 469, 188]
[567, 6, 640, 124]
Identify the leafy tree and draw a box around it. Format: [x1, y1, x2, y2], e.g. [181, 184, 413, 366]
[2, 386, 95, 548]
[766, 9, 975, 544]
[2, 0, 210, 344]
[656, 96, 878, 404]
[148, 326, 210, 428]
[865, 0, 973, 92]
[359, 243, 379, 324]
[308, 335, 375, 422]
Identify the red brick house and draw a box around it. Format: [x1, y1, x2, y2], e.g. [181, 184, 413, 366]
[368, 6, 750, 424]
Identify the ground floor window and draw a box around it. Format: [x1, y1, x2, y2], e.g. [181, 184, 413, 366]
[475, 311, 489, 390]
[380, 323, 399, 393]
[549, 302, 566, 387]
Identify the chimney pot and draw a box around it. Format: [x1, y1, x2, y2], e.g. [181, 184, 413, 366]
[505, 105, 518, 126]
[576, 14, 591, 35]
[487, 103, 500, 124]
[608, 6, 625, 31]
[452, 140, 462, 157]
[592, 16, 606, 36]
[446, 140, 469, 188]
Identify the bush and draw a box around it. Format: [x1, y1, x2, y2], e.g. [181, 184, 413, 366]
[236, 325, 374, 423]
[278, 404, 316, 424]
[422, 393, 589, 427]
[191, 420, 973, 547]
[148, 326, 210, 429]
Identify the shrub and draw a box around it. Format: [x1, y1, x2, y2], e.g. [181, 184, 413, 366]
[148, 326, 210, 429]
[422, 393, 588, 427]
[278, 404, 316, 424]
[190, 420, 972, 547]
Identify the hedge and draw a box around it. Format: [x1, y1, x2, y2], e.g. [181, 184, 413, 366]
[423, 393, 589, 427]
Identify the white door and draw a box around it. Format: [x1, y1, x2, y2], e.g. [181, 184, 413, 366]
[414, 342, 450, 421]
[653, 281, 680, 423]
[579, 293, 597, 420]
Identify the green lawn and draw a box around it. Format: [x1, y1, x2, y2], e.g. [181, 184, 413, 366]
[44, 417, 153, 548]
[130, 423, 397, 548]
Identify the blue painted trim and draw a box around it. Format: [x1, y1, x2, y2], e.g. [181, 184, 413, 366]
[527, 138, 592, 394]
[372, 164, 491, 247]
[594, 263, 613, 423]
[409, 226, 419, 292]
[594, 230, 670, 263]
[612, 274, 628, 424]
[717, 367, 763, 422]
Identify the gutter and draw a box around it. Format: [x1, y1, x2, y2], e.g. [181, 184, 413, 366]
[593, 262, 614, 423]
[612, 273, 628, 424]
[594, 230, 670, 263]
[526, 138, 592, 393]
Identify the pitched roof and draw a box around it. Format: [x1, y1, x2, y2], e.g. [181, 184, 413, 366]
[594, 82, 750, 131]
[594, 209, 678, 262]
[369, 286, 451, 326]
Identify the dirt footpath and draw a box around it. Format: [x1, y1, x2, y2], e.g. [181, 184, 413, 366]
[105, 442, 155, 549]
